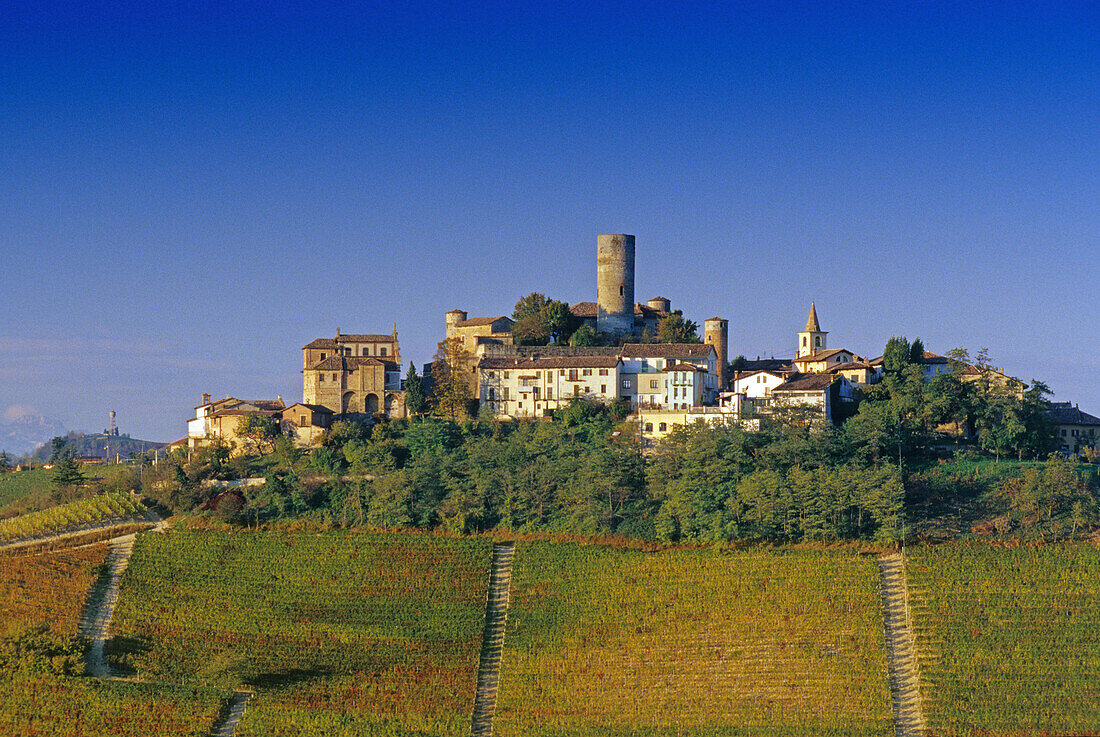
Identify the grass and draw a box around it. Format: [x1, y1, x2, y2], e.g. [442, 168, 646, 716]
[111, 529, 493, 736]
[0, 469, 55, 518]
[908, 542, 1100, 735]
[495, 542, 892, 737]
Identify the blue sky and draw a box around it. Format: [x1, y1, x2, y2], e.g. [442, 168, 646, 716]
[2, 1, 1098, 442]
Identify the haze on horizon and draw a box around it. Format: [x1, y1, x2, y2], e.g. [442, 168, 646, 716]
[2, 2, 1098, 444]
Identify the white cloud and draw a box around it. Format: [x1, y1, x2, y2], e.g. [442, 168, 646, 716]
[3, 403, 39, 421]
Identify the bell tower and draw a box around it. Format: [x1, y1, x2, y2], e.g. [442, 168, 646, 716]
[797, 302, 827, 358]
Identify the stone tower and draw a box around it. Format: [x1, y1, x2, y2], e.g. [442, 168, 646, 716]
[797, 302, 827, 358]
[704, 317, 729, 390]
[596, 234, 635, 337]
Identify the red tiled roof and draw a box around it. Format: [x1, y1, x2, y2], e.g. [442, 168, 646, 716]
[774, 374, 838, 392]
[456, 316, 512, 328]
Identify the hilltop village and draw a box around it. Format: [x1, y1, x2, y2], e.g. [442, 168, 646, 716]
[185, 234, 1100, 456]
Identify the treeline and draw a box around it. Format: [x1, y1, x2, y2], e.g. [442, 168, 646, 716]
[126, 337, 1098, 543]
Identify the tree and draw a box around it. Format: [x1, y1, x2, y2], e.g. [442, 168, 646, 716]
[569, 324, 597, 346]
[512, 292, 549, 322]
[404, 362, 427, 416]
[655, 310, 700, 343]
[235, 414, 280, 455]
[0, 452, 10, 473]
[430, 337, 473, 421]
[48, 436, 70, 464]
[51, 456, 85, 501]
[511, 293, 579, 345]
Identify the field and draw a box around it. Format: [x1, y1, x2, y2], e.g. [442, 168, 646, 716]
[495, 542, 892, 737]
[110, 529, 493, 736]
[0, 493, 146, 543]
[908, 542, 1100, 736]
[0, 545, 108, 636]
[0, 469, 54, 518]
[0, 544, 226, 736]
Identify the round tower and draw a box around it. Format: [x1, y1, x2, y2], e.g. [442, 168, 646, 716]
[704, 317, 729, 390]
[596, 234, 635, 337]
[445, 309, 468, 327]
[647, 296, 671, 313]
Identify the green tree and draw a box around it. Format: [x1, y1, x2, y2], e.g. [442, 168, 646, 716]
[655, 310, 701, 343]
[0, 452, 10, 473]
[404, 362, 427, 416]
[50, 455, 85, 500]
[569, 324, 597, 346]
[235, 413, 281, 455]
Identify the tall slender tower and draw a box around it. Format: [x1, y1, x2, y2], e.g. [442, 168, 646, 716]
[704, 317, 729, 390]
[797, 302, 827, 358]
[596, 234, 635, 337]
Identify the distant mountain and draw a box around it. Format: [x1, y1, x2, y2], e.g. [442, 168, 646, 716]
[28, 431, 169, 462]
[0, 414, 66, 458]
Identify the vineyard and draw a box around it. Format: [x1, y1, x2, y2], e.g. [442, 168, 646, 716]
[0, 672, 226, 737]
[0, 545, 107, 636]
[0, 493, 147, 543]
[908, 542, 1100, 736]
[494, 542, 893, 737]
[110, 530, 493, 736]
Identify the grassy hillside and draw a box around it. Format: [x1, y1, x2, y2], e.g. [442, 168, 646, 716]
[111, 530, 492, 737]
[0, 545, 226, 736]
[908, 542, 1100, 735]
[0, 468, 54, 518]
[495, 542, 892, 737]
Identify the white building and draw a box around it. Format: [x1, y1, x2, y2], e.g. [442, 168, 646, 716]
[478, 356, 623, 418]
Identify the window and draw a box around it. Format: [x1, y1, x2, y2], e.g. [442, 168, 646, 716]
[518, 402, 523, 408]
[547, 387, 553, 400]
[504, 372, 510, 379]
[659, 423, 667, 432]
[583, 368, 592, 376]
[503, 388, 510, 400]
[300, 415, 307, 425]
[333, 374, 338, 381]
[599, 369, 608, 376]
[815, 336, 821, 347]
[645, 423, 653, 432]
[622, 379, 630, 388]
[380, 347, 387, 356]
[488, 388, 496, 401]
[801, 338, 806, 347]
[601, 384, 606, 393]
[560, 369, 565, 376]
[569, 369, 579, 381]
[650, 379, 659, 389]
[320, 352, 327, 360]
[319, 375, 325, 383]
[533, 387, 540, 398]
[619, 285, 624, 296]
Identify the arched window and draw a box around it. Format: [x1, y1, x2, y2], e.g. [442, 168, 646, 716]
[620, 285, 624, 296]
[658, 422, 667, 432]
[815, 336, 821, 347]
[645, 422, 653, 432]
[802, 337, 807, 347]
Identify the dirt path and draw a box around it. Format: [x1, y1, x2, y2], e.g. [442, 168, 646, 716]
[79, 533, 137, 677]
[878, 552, 927, 737]
[470, 541, 515, 737]
[210, 690, 254, 737]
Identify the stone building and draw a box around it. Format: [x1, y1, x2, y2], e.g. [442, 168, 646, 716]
[186, 394, 286, 452]
[301, 329, 406, 419]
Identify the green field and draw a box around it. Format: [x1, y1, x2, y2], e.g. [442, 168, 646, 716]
[111, 529, 493, 736]
[908, 543, 1100, 736]
[495, 542, 892, 737]
[0, 469, 54, 518]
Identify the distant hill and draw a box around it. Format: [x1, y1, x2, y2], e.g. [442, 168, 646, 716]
[0, 414, 66, 458]
[29, 431, 168, 462]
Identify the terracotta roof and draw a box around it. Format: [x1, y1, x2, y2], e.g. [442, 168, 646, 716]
[250, 399, 286, 412]
[919, 351, 951, 364]
[635, 303, 668, 318]
[734, 369, 785, 380]
[282, 403, 333, 414]
[307, 356, 398, 371]
[570, 302, 598, 317]
[1047, 402, 1100, 426]
[664, 362, 705, 372]
[804, 302, 823, 333]
[302, 334, 393, 349]
[774, 374, 839, 392]
[828, 361, 874, 373]
[479, 356, 620, 370]
[705, 316, 727, 323]
[620, 344, 715, 359]
[739, 358, 794, 373]
[793, 348, 851, 363]
[456, 316, 512, 328]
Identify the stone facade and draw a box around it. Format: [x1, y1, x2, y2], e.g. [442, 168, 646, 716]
[301, 329, 406, 419]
